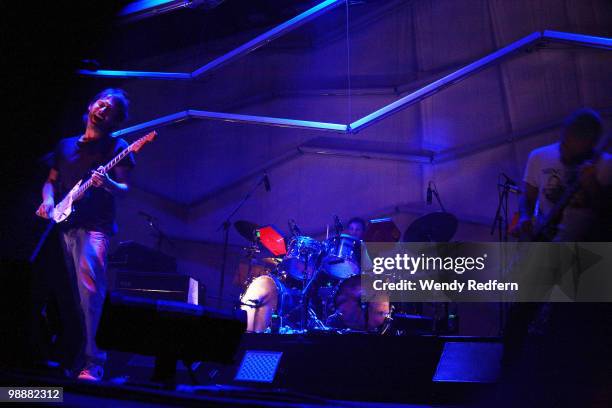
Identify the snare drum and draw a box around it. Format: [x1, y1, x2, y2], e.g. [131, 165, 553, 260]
[322, 234, 361, 279]
[280, 236, 323, 280]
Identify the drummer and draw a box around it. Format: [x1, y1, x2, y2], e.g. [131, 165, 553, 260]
[344, 217, 373, 271]
[345, 217, 366, 240]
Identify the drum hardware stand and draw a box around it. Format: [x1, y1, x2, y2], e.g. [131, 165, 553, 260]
[216, 175, 268, 308]
[242, 234, 261, 286]
[298, 255, 318, 331]
[307, 307, 329, 330]
[360, 297, 370, 332]
[379, 304, 395, 335]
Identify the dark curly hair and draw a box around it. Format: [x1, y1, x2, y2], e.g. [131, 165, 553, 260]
[88, 88, 130, 123]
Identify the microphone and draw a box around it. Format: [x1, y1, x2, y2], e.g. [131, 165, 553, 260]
[498, 183, 521, 194]
[500, 173, 520, 194]
[288, 219, 302, 236]
[426, 181, 433, 205]
[333, 215, 343, 235]
[263, 173, 271, 192]
[501, 173, 517, 186]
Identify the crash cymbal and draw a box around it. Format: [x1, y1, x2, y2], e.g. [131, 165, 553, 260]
[234, 220, 259, 242]
[403, 212, 458, 242]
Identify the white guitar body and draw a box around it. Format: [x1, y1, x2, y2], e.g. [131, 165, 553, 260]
[37, 130, 156, 226]
[52, 180, 81, 223]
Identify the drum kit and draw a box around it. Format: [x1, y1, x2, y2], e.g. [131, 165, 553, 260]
[236, 213, 459, 335]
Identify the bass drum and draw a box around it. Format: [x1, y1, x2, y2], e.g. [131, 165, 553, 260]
[239, 274, 299, 333]
[325, 275, 390, 332]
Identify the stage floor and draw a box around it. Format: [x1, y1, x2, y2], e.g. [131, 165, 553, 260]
[1, 332, 501, 406]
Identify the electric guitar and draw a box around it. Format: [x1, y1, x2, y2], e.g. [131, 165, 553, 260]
[51, 130, 157, 224]
[30, 131, 157, 263]
[530, 131, 610, 241]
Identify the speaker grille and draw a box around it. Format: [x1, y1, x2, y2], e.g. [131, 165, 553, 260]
[234, 350, 283, 383]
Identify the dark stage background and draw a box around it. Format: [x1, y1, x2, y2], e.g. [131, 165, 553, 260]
[2, 0, 611, 338]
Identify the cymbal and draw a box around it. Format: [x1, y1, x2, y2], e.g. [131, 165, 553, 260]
[234, 220, 259, 242]
[403, 212, 458, 242]
[260, 257, 281, 266]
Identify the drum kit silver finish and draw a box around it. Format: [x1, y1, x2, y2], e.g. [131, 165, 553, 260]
[240, 236, 369, 333]
[236, 213, 459, 335]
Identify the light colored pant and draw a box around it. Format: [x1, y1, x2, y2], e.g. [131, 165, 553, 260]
[62, 228, 109, 367]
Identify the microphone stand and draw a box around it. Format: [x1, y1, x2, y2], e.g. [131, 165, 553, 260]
[431, 182, 447, 212]
[216, 175, 267, 309]
[490, 174, 512, 335]
[490, 176, 511, 242]
[141, 214, 174, 253]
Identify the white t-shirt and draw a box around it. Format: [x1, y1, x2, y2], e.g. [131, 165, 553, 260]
[523, 142, 612, 241]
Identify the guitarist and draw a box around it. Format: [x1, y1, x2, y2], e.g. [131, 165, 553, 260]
[502, 108, 612, 405]
[36, 88, 135, 381]
[516, 108, 611, 242]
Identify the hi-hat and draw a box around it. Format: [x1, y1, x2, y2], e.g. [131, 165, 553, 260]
[234, 220, 259, 242]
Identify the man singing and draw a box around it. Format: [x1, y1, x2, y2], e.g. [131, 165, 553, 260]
[36, 88, 135, 381]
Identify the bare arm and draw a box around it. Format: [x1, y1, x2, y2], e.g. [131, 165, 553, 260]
[36, 168, 58, 219]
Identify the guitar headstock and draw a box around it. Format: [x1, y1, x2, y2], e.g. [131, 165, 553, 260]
[130, 130, 157, 153]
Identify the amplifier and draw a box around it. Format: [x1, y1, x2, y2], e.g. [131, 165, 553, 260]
[114, 271, 203, 305]
[110, 241, 177, 273]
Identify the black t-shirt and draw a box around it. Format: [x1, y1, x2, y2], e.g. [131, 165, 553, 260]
[49, 135, 135, 235]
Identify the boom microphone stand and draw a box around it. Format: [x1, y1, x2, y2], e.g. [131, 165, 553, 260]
[490, 173, 517, 335]
[216, 174, 269, 308]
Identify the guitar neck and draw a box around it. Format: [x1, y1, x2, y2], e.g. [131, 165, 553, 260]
[74, 146, 131, 198]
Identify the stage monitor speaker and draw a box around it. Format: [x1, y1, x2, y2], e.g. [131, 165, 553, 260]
[199, 333, 443, 403]
[433, 341, 502, 383]
[234, 350, 283, 383]
[97, 292, 246, 382]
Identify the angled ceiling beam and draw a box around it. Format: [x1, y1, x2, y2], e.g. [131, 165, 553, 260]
[190, 0, 345, 78]
[348, 31, 543, 133]
[349, 31, 611, 133]
[112, 111, 191, 137]
[187, 109, 347, 132]
[105, 30, 610, 141]
[542, 30, 612, 50]
[77, 69, 192, 80]
[78, 0, 345, 81]
[111, 109, 347, 138]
